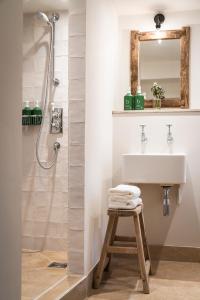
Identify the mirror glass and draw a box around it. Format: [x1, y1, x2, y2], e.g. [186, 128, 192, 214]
[140, 39, 180, 100]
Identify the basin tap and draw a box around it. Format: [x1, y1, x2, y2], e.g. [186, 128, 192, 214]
[140, 124, 148, 144]
[166, 124, 174, 144]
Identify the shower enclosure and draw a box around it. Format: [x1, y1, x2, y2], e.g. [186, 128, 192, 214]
[22, 9, 73, 299]
[22, 0, 86, 295]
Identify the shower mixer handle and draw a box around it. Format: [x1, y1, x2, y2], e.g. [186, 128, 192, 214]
[50, 107, 63, 134]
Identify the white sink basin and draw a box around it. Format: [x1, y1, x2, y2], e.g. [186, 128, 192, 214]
[122, 153, 186, 185]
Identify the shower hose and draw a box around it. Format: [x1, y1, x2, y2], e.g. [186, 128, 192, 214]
[36, 22, 60, 169]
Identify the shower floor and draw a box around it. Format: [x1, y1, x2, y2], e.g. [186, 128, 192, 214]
[22, 251, 82, 300]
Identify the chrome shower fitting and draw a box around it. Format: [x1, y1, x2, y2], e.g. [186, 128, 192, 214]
[35, 11, 61, 169]
[140, 124, 148, 144]
[37, 11, 59, 25]
[37, 11, 51, 25]
[166, 124, 174, 144]
[54, 142, 61, 150]
[49, 12, 60, 23]
[37, 11, 60, 86]
[51, 13, 60, 87]
[50, 106, 63, 134]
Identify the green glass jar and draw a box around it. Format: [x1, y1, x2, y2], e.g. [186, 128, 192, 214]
[22, 101, 32, 125]
[134, 86, 144, 110]
[31, 101, 42, 125]
[124, 88, 134, 110]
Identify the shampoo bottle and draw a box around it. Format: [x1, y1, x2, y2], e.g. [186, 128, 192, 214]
[32, 101, 42, 125]
[22, 101, 32, 125]
[134, 86, 144, 110]
[124, 88, 134, 110]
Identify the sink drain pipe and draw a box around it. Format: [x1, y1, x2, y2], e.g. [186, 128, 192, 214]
[161, 186, 172, 216]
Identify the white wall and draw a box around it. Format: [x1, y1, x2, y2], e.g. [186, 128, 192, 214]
[0, 0, 22, 299]
[85, 0, 118, 273]
[112, 10, 200, 248]
[113, 113, 200, 247]
[22, 12, 68, 251]
[116, 10, 200, 109]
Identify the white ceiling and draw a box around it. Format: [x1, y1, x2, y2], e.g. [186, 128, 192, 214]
[113, 0, 200, 15]
[23, 0, 200, 14]
[23, 0, 70, 13]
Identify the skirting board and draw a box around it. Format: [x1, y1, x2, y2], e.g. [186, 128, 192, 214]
[149, 245, 200, 262]
[60, 245, 200, 300]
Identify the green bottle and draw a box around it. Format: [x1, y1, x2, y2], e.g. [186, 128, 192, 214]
[134, 86, 144, 110]
[22, 101, 32, 125]
[31, 101, 42, 125]
[124, 88, 134, 110]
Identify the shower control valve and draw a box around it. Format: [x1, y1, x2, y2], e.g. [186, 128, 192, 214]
[50, 107, 63, 134]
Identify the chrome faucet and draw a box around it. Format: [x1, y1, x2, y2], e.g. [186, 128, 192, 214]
[140, 124, 148, 144]
[166, 124, 173, 144]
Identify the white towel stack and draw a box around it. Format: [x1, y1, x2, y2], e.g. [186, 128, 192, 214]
[108, 184, 142, 209]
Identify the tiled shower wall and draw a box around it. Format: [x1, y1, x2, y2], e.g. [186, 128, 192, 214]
[67, 0, 86, 273]
[22, 11, 69, 251]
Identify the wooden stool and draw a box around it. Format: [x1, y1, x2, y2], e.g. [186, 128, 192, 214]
[93, 205, 152, 294]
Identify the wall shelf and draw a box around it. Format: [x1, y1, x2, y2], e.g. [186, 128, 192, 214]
[112, 109, 200, 116]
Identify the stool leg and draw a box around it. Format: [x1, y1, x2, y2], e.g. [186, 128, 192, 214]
[105, 215, 118, 272]
[133, 213, 150, 294]
[93, 214, 116, 288]
[139, 210, 152, 275]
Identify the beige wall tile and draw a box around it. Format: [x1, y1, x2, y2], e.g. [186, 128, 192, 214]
[68, 208, 84, 230]
[69, 166, 84, 188]
[69, 144, 84, 165]
[68, 187, 84, 208]
[68, 79, 85, 99]
[69, 122, 85, 145]
[69, 57, 85, 79]
[69, 100, 85, 123]
[68, 229, 84, 251]
[69, 14, 86, 36]
[69, 36, 85, 57]
[22, 236, 44, 250]
[44, 237, 68, 251]
[67, 249, 84, 273]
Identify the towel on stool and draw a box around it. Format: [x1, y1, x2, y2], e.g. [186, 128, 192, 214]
[108, 184, 141, 199]
[108, 195, 138, 202]
[108, 197, 142, 210]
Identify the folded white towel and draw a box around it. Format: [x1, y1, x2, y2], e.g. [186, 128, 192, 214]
[108, 195, 138, 202]
[108, 198, 142, 210]
[109, 184, 141, 198]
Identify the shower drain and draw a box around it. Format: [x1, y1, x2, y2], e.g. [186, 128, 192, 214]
[48, 262, 68, 269]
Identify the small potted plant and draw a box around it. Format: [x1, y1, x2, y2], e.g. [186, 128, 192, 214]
[151, 82, 165, 109]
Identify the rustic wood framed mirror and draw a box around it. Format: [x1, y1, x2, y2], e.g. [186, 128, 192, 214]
[130, 27, 190, 108]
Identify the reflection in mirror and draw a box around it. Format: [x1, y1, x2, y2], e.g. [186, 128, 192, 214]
[140, 39, 181, 100]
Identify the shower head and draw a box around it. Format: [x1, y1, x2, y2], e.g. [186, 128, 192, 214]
[37, 11, 51, 25]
